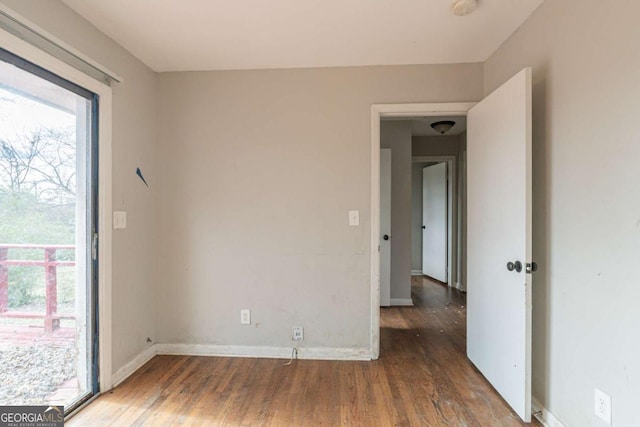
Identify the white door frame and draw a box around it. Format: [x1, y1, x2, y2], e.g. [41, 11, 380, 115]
[0, 29, 114, 389]
[370, 103, 475, 359]
[413, 156, 456, 288]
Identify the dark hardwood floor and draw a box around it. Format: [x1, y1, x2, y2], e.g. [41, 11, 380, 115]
[69, 276, 539, 426]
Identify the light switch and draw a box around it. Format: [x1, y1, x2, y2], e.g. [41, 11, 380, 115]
[113, 211, 127, 229]
[349, 210, 360, 226]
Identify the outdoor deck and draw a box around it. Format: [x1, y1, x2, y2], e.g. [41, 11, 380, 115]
[0, 324, 76, 347]
[0, 243, 80, 407]
[0, 244, 76, 333]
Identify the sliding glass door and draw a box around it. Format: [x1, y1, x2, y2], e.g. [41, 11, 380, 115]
[0, 48, 98, 413]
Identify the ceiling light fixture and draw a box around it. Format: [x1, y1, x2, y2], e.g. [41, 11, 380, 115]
[452, 0, 478, 16]
[431, 120, 456, 135]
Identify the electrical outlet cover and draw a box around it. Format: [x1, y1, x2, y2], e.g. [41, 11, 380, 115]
[594, 388, 611, 425]
[240, 309, 251, 325]
[293, 326, 304, 341]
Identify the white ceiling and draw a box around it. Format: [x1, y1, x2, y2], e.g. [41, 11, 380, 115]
[61, 0, 544, 72]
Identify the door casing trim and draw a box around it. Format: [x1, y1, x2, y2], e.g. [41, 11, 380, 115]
[370, 102, 476, 359]
[413, 155, 456, 287]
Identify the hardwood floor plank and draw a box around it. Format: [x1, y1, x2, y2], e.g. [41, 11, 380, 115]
[68, 277, 540, 426]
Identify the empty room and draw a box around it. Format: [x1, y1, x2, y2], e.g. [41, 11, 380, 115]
[0, 0, 638, 426]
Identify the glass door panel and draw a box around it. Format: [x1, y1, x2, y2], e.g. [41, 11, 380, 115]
[0, 48, 97, 412]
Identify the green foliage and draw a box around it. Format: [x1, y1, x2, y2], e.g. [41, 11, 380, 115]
[0, 191, 74, 245]
[0, 190, 76, 309]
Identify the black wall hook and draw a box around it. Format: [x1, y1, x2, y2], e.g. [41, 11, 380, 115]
[136, 167, 149, 187]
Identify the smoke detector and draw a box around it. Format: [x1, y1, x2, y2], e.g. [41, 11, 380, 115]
[452, 0, 478, 16]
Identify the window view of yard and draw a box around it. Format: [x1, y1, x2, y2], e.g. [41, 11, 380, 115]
[0, 59, 92, 408]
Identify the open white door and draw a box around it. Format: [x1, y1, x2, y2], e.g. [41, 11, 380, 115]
[467, 68, 532, 422]
[380, 149, 392, 307]
[422, 163, 448, 282]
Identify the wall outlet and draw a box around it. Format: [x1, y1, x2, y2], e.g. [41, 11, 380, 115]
[594, 388, 611, 425]
[240, 309, 251, 325]
[293, 326, 304, 341]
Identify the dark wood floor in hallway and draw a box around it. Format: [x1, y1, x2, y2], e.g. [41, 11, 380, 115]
[69, 276, 539, 426]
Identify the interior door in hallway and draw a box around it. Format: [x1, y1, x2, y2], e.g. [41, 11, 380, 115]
[421, 162, 448, 282]
[467, 67, 533, 422]
[379, 148, 391, 307]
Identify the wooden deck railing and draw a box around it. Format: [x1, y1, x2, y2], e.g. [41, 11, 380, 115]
[0, 244, 76, 332]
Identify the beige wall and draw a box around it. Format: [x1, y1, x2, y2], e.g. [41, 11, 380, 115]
[381, 121, 412, 301]
[485, 0, 640, 425]
[156, 65, 483, 350]
[0, 0, 158, 374]
[412, 135, 460, 157]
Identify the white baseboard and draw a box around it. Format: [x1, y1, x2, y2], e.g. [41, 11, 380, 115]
[390, 298, 414, 306]
[109, 343, 370, 389]
[156, 343, 371, 361]
[111, 344, 157, 388]
[532, 397, 566, 427]
[411, 270, 423, 276]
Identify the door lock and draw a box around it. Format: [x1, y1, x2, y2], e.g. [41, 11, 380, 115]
[526, 262, 538, 274]
[506, 261, 522, 273]
[383, 235, 390, 241]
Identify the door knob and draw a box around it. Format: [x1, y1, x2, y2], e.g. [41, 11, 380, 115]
[422, 225, 426, 230]
[383, 235, 389, 241]
[506, 261, 522, 273]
